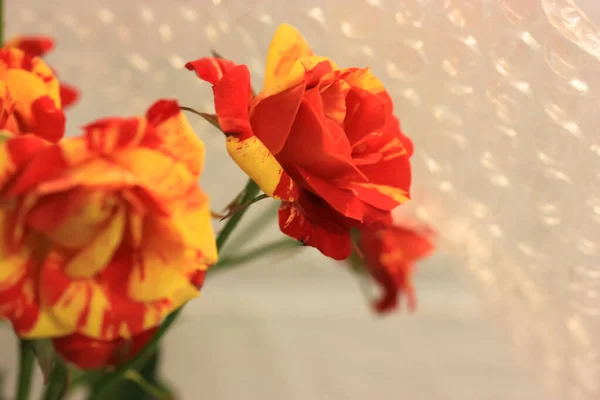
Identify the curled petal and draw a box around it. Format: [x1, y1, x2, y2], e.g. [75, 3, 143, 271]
[6, 36, 54, 58]
[185, 57, 237, 85]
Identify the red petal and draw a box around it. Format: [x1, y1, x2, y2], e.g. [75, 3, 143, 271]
[278, 193, 352, 260]
[250, 80, 305, 155]
[53, 333, 117, 369]
[343, 87, 387, 148]
[5, 145, 66, 195]
[185, 57, 237, 86]
[295, 165, 366, 222]
[9, 36, 55, 58]
[5, 134, 49, 169]
[278, 97, 360, 180]
[30, 96, 66, 142]
[59, 83, 79, 108]
[213, 65, 253, 139]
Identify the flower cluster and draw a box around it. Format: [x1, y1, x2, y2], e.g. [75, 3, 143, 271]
[0, 23, 435, 387]
[0, 37, 216, 369]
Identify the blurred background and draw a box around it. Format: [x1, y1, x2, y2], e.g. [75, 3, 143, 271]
[2, 0, 600, 398]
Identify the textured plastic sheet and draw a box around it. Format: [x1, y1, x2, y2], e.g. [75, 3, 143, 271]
[5, 1, 600, 399]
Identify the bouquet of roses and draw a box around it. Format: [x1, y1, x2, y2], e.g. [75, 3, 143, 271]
[0, 18, 434, 400]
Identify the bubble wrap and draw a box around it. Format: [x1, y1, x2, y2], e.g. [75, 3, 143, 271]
[5, 0, 600, 399]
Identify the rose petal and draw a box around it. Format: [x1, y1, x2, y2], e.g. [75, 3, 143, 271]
[278, 193, 351, 260]
[215, 65, 299, 201]
[185, 57, 237, 85]
[6, 36, 55, 58]
[59, 83, 79, 108]
[145, 99, 206, 178]
[263, 23, 313, 90]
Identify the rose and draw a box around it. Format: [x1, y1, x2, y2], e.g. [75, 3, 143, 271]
[358, 220, 435, 313]
[0, 47, 66, 141]
[0, 99, 217, 340]
[6, 36, 79, 108]
[186, 23, 413, 260]
[53, 328, 157, 369]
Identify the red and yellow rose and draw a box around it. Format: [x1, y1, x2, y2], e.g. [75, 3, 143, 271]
[359, 219, 435, 313]
[0, 99, 217, 340]
[0, 46, 65, 142]
[6, 35, 79, 109]
[186, 24, 412, 260]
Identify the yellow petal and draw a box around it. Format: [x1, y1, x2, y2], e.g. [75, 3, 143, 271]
[64, 204, 126, 278]
[150, 103, 206, 178]
[341, 67, 386, 94]
[263, 23, 313, 90]
[0, 210, 29, 291]
[20, 309, 71, 339]
[257, 55, 338, 101]
[128, 252, 200, 306]
[355, 182, 410, 203]
[170, 188, 218, 265]
[226, 135, 297, 201]
[110, 148, 196, 200]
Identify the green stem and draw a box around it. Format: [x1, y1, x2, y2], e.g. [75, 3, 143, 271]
[216, 179, 260, 251]
[211, 238, 301, 273]
[123, 370, 170, 400]
[16, 340, 34, 400]
[88, 178, 260, 400]
[223, 200, 279, 254]
[42, 361, 68, 400]
[0, 0, 4, 46]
